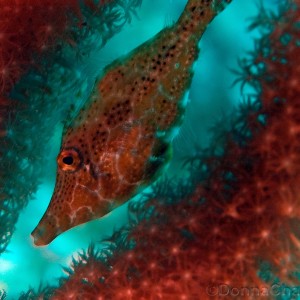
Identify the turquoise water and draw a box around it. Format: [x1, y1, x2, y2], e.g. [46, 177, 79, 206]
[0, 0, 280, 298]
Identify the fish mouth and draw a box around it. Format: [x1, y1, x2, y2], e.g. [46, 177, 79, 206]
[31, 214, 61, 246]
[31, 224, 51, 246]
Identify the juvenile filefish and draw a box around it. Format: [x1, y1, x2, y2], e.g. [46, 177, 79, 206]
[32, 0, 231, 246]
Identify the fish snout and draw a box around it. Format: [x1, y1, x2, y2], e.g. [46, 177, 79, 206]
[31, 224, 48, 246]
[31, 214, 61, 246]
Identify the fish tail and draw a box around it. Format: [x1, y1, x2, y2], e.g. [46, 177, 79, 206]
[211, 0, 232, 13]
[186, 0, 231, 13]
[178, 0, 232, 38]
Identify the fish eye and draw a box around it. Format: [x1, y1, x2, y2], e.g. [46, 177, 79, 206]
[62, 156, 74, 165]
[57, 148, 82, 172]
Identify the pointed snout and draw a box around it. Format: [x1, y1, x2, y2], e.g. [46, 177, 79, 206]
[31, 213, 62, 246]
[31, 223, 49, 246]
[31, 184, 112, 246]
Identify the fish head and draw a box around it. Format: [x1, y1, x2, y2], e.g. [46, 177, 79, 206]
[31, 137, 111, 246]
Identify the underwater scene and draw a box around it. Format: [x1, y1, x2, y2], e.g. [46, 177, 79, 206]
[0, 0, 299, 299]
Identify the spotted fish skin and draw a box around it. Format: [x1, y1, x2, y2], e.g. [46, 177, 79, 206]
[32, 0, 231, 246]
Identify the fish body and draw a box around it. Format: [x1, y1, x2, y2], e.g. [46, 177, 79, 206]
[32, 0, 231, 246]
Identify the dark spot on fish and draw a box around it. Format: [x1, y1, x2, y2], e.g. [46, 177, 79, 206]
[89, 163, 99, 180]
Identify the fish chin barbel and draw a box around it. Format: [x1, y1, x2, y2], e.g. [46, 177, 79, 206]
[31, 0, 232, 246]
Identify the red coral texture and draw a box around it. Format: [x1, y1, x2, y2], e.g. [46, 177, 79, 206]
[39, 1, 300, 299]
[0, 0, 82, 96]
[0, 0, 81, 138]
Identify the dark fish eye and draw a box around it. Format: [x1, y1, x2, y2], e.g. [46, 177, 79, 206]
[57, 147, 82, 172]
[62, 156, 74, 165]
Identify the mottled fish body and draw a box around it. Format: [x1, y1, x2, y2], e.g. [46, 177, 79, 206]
[32, 0, 231, 246]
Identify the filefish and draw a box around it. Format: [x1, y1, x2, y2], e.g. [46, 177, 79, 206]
[32, 0, 231, 246]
